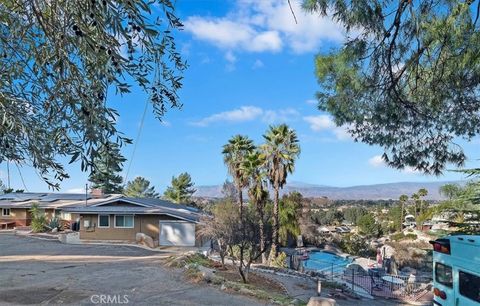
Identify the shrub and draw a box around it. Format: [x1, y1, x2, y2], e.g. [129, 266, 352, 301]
[47, 217, 60, 231]
[390, 233, 405, 241]
[270, 252, 288, 268]
[404, 233, 418, 240]
[29, 203, 46, 233]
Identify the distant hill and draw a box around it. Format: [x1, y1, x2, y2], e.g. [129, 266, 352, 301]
[194, 181, 464, 200]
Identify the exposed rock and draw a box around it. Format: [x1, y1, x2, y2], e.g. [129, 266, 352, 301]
[135, 233, 155, 248]
[307, 297, 336, 306]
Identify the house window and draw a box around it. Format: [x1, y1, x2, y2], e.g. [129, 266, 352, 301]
[114, 215, 134, 228]
[98, 215, 110, 228]
[2, 208, 10, 216]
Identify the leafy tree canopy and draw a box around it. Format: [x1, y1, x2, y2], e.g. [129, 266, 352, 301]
[89, 142, 124, 193]
[0, 0, 186, 188]
[279, 192, 303, 246]
[124, 176, 158, 198]
[357, 213, 381, 237]
[163, 172, 196, 203]
[304, 0, 480, 174]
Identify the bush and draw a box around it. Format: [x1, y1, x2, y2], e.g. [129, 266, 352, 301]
[270, 252, 287, 268]
[390, 233, 418, 241]
[404, 233, 418, 240]
[47, 217, 60, 231]
[29, 203, 46, 233]
[390, 233, 405, 241]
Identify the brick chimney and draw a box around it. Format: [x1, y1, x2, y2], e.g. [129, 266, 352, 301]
[91, 188, 104, 199]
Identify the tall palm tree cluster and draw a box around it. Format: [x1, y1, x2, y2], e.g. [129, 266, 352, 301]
[222, 124, 300, 263]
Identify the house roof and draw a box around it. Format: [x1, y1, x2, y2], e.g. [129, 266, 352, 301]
[0, 192, 201, 222]
[63, 196, 201, 223]
[0, 192, 110, 209]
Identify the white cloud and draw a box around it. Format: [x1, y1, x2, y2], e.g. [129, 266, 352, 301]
[306, 99, 317, 105]
[368, 155, 385, 167]
[252, 59, 264, 69]
[368, 155, 420, 174]
[184, 0, 346, 55]
[192, 106, 300, 127]
[303, 115, 351, 140]
[262, 108, 300, 124]
[191, 106, 263, 127]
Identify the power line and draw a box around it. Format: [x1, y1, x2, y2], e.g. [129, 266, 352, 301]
[123, 99, 149, 184]
[15, 163, 28, 192]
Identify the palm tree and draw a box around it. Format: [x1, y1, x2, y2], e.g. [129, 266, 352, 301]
[261, 124, 300, 259]
[417, 188, 428, 216]
[399, 194, 408, 231]
[241, 150, 269, 264]
[222, 135, 255, 216]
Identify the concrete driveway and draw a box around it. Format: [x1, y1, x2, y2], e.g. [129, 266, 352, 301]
[0, 233, 263, 305]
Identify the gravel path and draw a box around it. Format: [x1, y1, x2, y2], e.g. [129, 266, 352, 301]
[0, 233, 264, 306]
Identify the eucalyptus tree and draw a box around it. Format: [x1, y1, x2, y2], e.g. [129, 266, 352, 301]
[241, 150, 269, 264]
[304, 0, 480, 174]
[222, 135, 255, 216]
[0, 0, 186, 188]
[262, 124, 300, 258]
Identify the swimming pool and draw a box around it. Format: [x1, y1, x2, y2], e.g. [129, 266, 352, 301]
[303, 251, 352, 274]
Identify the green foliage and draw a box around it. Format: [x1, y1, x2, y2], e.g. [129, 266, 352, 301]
[89, 142, 125, 193]
[262, 124, 300, 256]
[0, 0, 186, 188]
[29, 203, 46, 233]
[390, 232, 418, 241]
[124, 176, 159, 198]
[270, 252, 287, 268]
[312, 209, 343, 226]
[278, 192, 302, 246]
[343, 207, 367, 225]
[336, 234, 375, 257]
[304, 0, 480, 175]
[439, 183, 462, 200]
[163, 172, 196, 203]
[47, 217, 60, 231]
[357, 213, 381, 237]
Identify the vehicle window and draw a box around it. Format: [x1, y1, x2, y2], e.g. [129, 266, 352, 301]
[459, 271, 480, 303]
[435, 263, 452, 288]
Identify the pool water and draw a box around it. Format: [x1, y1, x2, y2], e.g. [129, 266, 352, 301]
[303, 251, 352, 273]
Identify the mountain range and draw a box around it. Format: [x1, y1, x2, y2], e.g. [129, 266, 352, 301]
[194, 181, 463, 200]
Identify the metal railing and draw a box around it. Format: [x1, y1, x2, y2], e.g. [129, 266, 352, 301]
[342, 269, 432, 300]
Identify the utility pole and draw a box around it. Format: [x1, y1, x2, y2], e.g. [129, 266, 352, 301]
[6, 161, 10, 189]
[85, 184, 88, 206]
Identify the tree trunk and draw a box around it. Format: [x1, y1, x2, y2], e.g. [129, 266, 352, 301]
[259, 211, 266, 264]
[237, 183, 243, 216]
[400, 202, 404, 232]
[270, 185, 280, 261]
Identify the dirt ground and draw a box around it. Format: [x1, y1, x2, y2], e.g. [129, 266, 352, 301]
[0, 233, 264, 306]
[216, 267, 286, 294]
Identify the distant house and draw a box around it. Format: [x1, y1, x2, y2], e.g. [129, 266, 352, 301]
[0, 192, 203, 247]
[63, 196, 202, 247]
[335, 226, 351, 234]
[0, 192, 88, 228]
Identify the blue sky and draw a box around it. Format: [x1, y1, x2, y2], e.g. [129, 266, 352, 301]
[2, 0, 478, 193]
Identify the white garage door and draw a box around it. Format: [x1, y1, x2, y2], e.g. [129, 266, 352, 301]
[159, 221, 195, 246]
